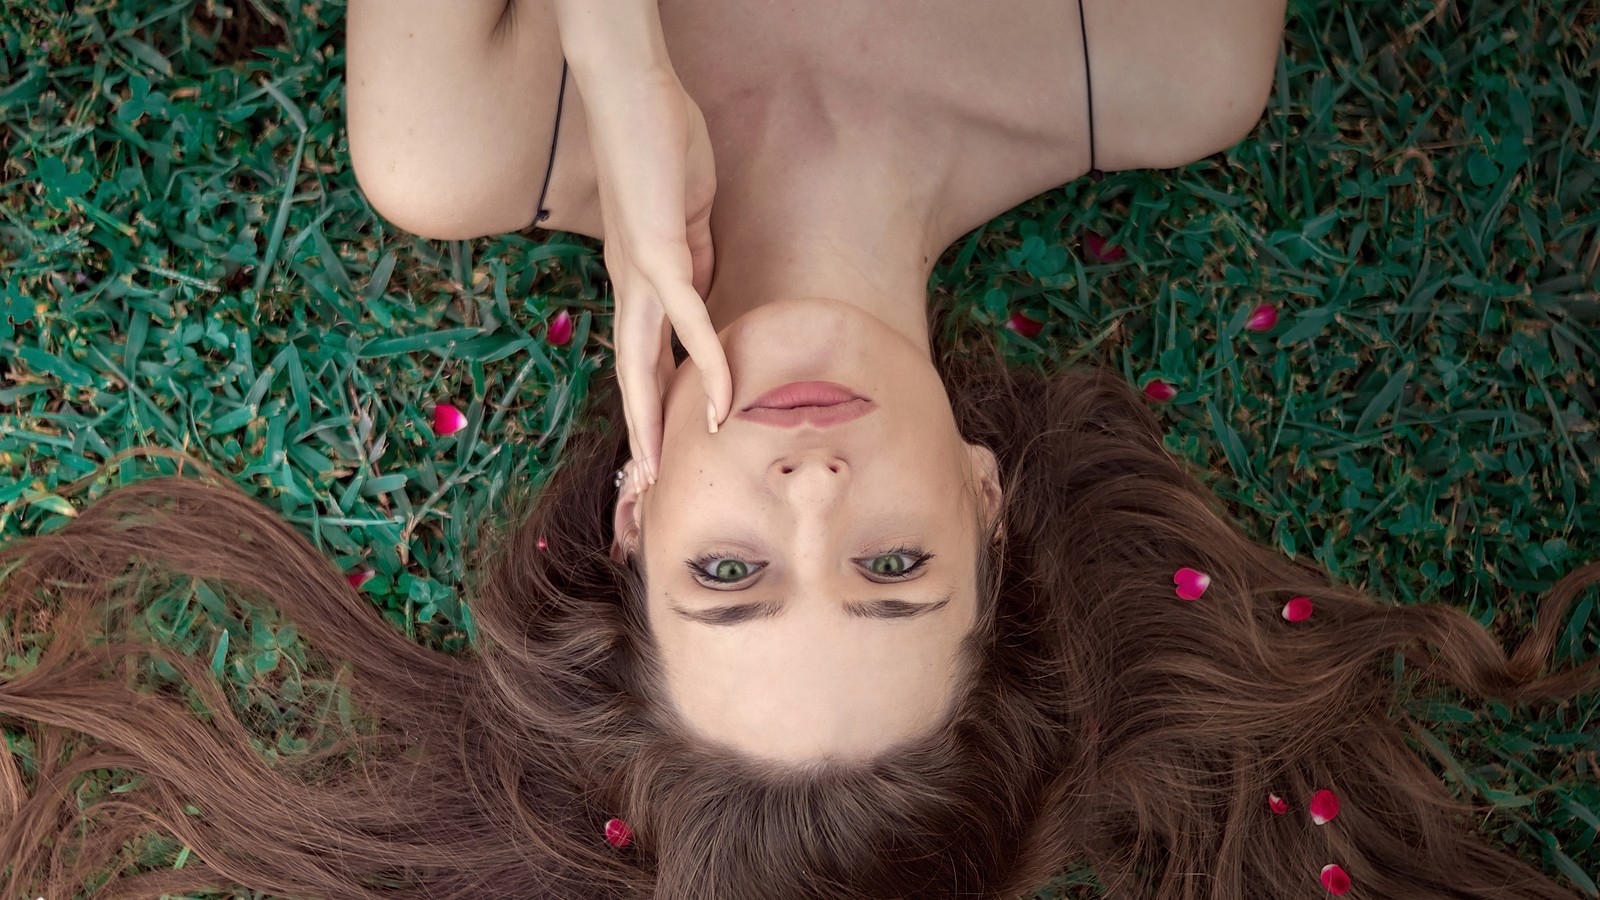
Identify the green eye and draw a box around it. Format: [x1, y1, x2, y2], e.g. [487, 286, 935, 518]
[686, 553, 764, 585]
[869, 554, 908, 575]
[861, 546, 933, 580]
[684, 546, 934, 587]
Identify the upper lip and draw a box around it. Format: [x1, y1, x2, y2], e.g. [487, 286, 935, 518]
[736, 381, 873, 429]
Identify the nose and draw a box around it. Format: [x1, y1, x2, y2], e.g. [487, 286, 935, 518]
[771, 452, 849, 499]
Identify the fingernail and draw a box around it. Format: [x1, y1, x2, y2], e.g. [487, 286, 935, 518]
[706, 399, 719, 434]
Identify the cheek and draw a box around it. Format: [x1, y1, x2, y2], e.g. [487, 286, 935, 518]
[660, 367, 715, 444]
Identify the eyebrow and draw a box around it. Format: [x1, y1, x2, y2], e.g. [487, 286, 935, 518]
[665, 592, 954, 626]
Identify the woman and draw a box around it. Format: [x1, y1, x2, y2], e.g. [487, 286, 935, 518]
[2, 3, 1595, 900]
[344, 0, 1289, 762]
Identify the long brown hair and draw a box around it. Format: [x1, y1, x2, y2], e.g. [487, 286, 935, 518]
[3, 300, 1596, 899]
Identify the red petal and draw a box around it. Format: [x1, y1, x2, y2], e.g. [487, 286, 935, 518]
[1084, 231, 1126, 263]
[1173, 567, 1211, 601]
[1245, 304, 1279, 332]
[1310, 789, 1340, 825]
[431, 403, 467, 437]
[1267, 792, 1289, 815]
[1320, 864, 1351, 894]
[536, 537, 548, 550]
[604, 818, 633, 847]
[1005, 311, 1044, 339]
[1142, 379, 1176, 401]
[346, 569, 375, 590]
[546, 309, 574, 346]
[1283, 596, 1314, 622]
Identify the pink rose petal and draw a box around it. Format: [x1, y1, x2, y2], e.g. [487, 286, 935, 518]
[1142, 379, 1176, 402]
[536, 537, 548, 550]
[1245, 304, 1279, 332]
[431, 403, 467, 437]
[1084, 231, 1125, 263]
[546, 309, 573, 347]
[1173, 567, 1211, 601]
[1320, 863, 1351, 894]
[1267, 792, 1288, 815]
[1310, 789, 1340, 825]
[1005, 311, 1044, 339]
[346, 569, 375, 590]
[604, 818, 633, 847]
[1283, 596, 1314, 622]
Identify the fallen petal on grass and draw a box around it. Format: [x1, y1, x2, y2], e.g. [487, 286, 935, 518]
[1246, 304, 1279, 332]
[1143, 379, 1177, 401]
[546, 309, 574, 347]
[1005, 311, 1044, 338]
[431, 403, 467, 437]
[1084, 231, 1125, 263]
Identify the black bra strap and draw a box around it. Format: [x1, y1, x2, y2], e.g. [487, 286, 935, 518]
[535, 57, 570, 223]
[1077, 0, 1103, 181]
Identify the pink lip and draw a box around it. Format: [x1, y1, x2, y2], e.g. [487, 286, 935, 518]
[738, 381, 874, 428]
[746, 381, 866, 410]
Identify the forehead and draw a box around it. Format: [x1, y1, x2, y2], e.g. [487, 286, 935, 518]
[652, 592, 978, 761]
[632, 526, 990, 762]
[626, 466, 996, 759]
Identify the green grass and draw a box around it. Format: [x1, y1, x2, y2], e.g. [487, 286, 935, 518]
[2, 0, 1597, 896]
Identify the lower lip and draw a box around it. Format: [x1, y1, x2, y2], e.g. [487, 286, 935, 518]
[746, 381, 866, 410]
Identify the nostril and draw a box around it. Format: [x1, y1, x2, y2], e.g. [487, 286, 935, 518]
[781, 466, 795, 474]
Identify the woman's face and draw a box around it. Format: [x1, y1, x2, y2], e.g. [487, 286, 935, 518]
[612, 298, 1001, 762]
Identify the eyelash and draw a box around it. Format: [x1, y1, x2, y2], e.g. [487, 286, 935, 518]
[684, 545, 934, 587]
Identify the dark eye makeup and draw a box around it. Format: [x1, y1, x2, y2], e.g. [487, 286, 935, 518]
[684, 545, 934, 588]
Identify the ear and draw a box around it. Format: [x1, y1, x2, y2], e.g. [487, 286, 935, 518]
[964, 443, 1004, 540]
[610, 460, 646, 563]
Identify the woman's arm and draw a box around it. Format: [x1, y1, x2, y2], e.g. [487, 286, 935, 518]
[346, 0, 730, 471]
[550, 0, 671, 75]
[549, 0, 733, 470]
[345, 0, 566, 240]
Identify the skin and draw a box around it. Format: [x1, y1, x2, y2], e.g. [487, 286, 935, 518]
[606, 104, 1010, 761]
[611, 297, 1002, 763]
[348, 0, 1286, 762]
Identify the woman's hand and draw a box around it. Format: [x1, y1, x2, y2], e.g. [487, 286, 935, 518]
[579, 65, 729, 485]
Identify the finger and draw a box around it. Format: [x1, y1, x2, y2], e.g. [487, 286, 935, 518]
[647, 318, 676, 484]
[657, 280, 732, 426]
[616, 306, 668, 484]
[608, 281, 643, 471]
[618, 374, 643, 485]
[687, 204, 715, 300]
[656, 316, 678, 397]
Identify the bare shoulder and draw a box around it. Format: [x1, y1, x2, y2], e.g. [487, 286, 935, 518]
[911, 0, 1288, 249]
[1091, 0, 1288, 170]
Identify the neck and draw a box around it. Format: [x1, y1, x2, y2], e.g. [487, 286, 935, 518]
[703, 144, 940, 357]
